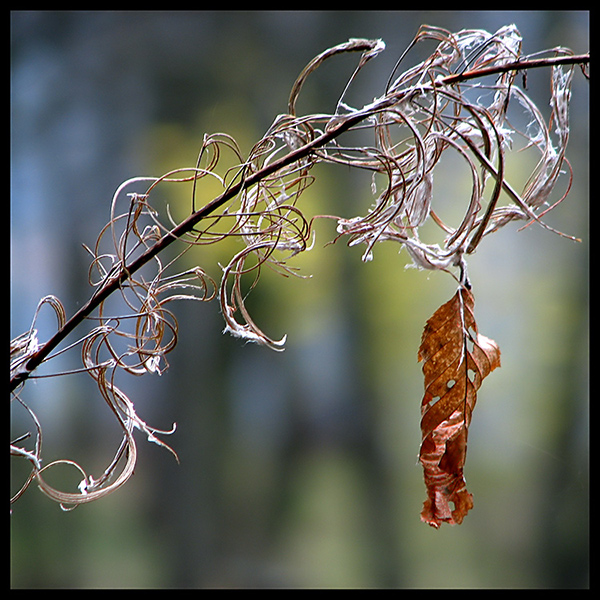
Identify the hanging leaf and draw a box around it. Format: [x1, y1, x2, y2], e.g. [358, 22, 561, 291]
[418, 287, 501, 528]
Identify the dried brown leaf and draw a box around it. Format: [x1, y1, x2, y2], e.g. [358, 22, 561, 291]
[418, 287, 500, 528]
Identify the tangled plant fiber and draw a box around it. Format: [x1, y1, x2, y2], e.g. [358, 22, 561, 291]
[11, 25, 588, 517]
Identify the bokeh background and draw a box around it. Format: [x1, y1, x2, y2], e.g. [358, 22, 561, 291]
[11, 11, 588, 589]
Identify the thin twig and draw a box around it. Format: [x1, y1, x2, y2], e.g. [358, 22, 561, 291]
[441, 53, 589, 86]
[10, 52, 588, 393]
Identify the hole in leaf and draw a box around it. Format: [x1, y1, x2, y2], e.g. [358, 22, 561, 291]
[428, 396, 441, 408]
[446, 379, 456, 389]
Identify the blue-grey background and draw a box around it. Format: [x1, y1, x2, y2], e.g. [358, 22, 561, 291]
[11, 11, 588, 588]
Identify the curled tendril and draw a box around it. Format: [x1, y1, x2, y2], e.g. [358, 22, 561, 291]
[11, 24, 586, 507]
[330, 25, 580, 278]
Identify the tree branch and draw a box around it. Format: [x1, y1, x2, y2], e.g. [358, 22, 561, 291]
[441, 53, 589, 86]
[10, 51, 589, 393]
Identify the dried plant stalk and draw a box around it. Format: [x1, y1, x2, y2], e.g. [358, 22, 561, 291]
[10, 25, 588, 509]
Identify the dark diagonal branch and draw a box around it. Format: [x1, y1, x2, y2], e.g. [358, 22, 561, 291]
[9, 50, 588, 394]
[442, 53, 589, 86]
[9, 110, 367, 393]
